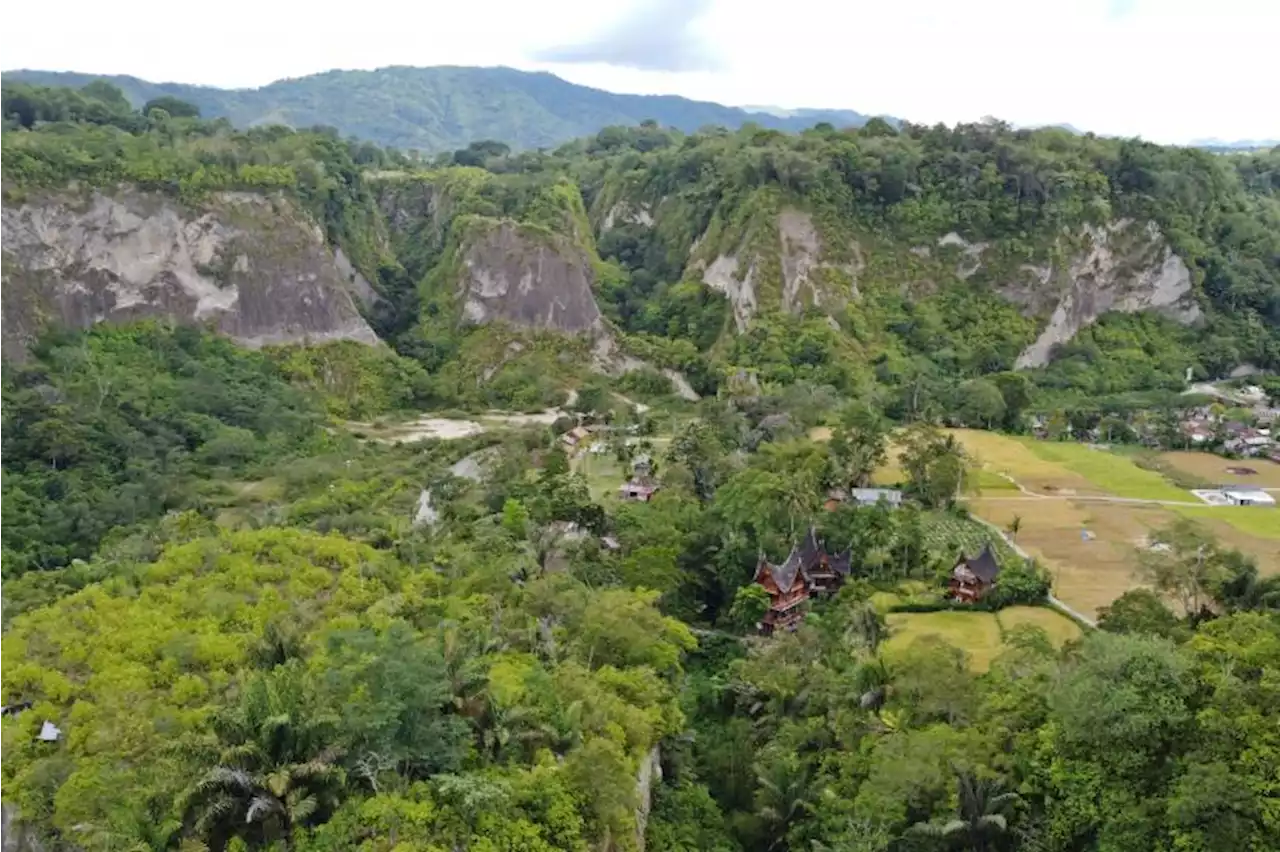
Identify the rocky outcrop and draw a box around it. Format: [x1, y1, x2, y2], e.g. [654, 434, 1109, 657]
[633, 746, 662, 852]
[602, 200, 654, 230]
[1, 189, 379, 361]
[590, 336, 701, 401]
[697, 208, 859, 331]
[1006, 220, 1200, 368]
[459, 222, 604, 333]
[701, 253, 758, 332]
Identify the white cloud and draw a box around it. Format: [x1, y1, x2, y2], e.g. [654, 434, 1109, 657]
[4, 0, 1276, 144]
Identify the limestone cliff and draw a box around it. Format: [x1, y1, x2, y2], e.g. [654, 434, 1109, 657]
[1, 189, 380, 361]
[683, 200, 1197, 365]
[458, 221, 604, 333]
[1005, 220, 1199, 367]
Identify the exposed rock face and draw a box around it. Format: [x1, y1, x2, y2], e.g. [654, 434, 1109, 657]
[459, 222, 604, 333]
[633, 746, 662, 851]
[701, 253, 758, 332]
[602, 200, 654, 230]
[698, 209, 859, 330]
[1, 189, 379, 361]
[778, 209, 861, 311]
[936, 231, 989, 280]
[589, 336, 701, 401]
[1009, 220, 1199, 368]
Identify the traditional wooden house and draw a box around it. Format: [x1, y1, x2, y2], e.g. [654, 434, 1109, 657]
[753, 527, 853, 633]
[949, 543, 1001, 602]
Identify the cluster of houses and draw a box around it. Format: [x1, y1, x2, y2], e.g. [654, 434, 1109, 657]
[1180, 413, 1280, 462]
[751, 525, 1003, 634]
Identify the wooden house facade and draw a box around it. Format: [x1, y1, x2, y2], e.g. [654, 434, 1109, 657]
[753, 527, 853, 634]
[949, 544, 1001, 602]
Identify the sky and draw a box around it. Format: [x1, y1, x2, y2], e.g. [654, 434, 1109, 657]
[4, 0, 1278, 144]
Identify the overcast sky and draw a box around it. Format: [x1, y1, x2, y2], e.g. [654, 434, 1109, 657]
[5, 0, 1277, 144]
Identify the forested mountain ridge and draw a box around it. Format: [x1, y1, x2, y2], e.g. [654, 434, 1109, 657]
[4, 78, 1278, 419]
[1, 66, 882, 153]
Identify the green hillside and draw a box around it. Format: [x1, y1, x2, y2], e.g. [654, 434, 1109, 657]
[2, 65, 878, 153]
[4, 81, 1280, 852]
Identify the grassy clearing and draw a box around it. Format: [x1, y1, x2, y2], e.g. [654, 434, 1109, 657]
[885, 611, 1005, 672]
[572, 451, 625, 502]
[1020, 440, 1192, 501]
[996, 605, 1083, 646]
[968, 497, 1165, 619]
[886, 606, 1084, 673]
[1160, 451, 1280, 488]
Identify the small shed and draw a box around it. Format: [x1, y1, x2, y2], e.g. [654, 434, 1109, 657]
[619, 480, 660, 502]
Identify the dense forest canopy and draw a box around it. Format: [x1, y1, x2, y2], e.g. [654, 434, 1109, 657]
[2, 80, 1280, 852]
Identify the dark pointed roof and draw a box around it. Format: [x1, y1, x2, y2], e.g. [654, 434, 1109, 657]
[798, 526, 823, 570]
[754, 546, 804, 593]
[756, 528, 855, 593]
[956, 543, 1001, 583]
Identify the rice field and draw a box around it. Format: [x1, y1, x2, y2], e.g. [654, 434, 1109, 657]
[1020, 441, 1194, 502]
[1159, 451, 1280, 488]
[884, 606, 1082, 672]
[968, 497, 1167, 619]
[996, 605, 1085, 645]
[943, 429, 1099, 495]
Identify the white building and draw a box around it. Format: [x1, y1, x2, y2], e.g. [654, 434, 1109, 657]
[1218, 485, 1277, 507]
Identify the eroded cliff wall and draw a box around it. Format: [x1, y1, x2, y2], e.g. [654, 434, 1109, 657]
[1, 189, 379, 361]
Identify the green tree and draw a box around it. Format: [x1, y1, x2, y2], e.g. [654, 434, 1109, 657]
[143, 95, 201, 118]
[728, 583, 771, 632]
[908, 768, 1021, 852]
[183, 665, 346, 851]
[1097, 589, 1185, 639]
[829, 401, 890, 488]
[955, 379, 1006, 429]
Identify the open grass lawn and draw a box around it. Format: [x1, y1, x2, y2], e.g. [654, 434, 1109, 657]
[1160, 451, 1280, 488]
[996, 605, 1084, 645]
[885, 611, 1006, 672]
[885, 606, 1081, 672]
[1020, 440, 1194, 502]
[572, 452, 625, 502]
[968, 497, 1168, 619]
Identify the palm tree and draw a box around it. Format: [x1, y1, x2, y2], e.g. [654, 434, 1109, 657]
[755, 758, 814, 851]
[1006, 515, 1022, 543]
[908, 768, 1021, 851]
[182, 669, 346, 851]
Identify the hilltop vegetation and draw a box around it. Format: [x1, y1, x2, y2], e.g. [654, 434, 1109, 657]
[5, 78, 1279, 422]
[2, 66, 879, 153]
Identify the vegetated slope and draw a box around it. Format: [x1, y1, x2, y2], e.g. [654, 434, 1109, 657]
[4, 79, 1279, 420]
[2, 66, 881, 152]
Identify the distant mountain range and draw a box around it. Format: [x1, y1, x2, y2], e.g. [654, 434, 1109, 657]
[2, 66, 890, 153]
[1189, 138, 1279, 151]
